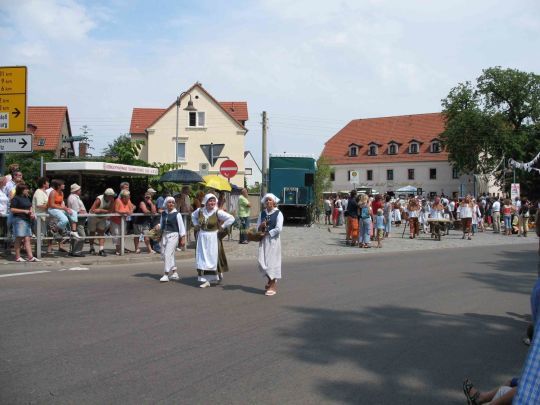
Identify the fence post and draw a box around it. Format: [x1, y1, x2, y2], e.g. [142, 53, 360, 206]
[120, 215, 125, 256]
[36, 214, 42, 259]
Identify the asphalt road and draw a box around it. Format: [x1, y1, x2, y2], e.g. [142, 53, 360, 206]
[1, 244, 538, 404]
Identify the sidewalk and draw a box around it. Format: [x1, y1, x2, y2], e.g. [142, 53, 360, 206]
[1, 224, 537, 268]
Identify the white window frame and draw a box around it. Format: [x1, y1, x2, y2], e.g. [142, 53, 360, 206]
[431, 141, 441, 153]
[388, 144, 398, 155]
[349, 146, 358, 157]
[188, 111, 206, 128]
[176, 142, 187, 161]
[452, 167, 459, 179]
[368, 145, 377, 156]
[409, 142, 419, 154]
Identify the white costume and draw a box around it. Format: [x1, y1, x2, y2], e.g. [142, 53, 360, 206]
[257, 194, 284, 281]
[191, 194, 234, 283]
[160, 197, 186, 275]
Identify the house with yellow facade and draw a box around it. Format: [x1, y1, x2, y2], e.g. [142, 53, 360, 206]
[129, 82, 248, 187]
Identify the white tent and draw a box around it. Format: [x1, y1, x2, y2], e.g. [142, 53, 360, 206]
[396, 185, 417, 193]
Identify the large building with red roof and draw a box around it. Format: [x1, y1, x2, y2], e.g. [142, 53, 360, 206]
[130, 82, 248, 187]
[321, 113, 479, 197]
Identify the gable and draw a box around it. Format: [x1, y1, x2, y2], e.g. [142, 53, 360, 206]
[27, 106, 71, 152]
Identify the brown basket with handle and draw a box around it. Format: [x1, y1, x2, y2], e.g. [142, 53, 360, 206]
[247, 228, 265, 242]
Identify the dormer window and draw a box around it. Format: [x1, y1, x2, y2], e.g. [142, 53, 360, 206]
[368, 145, 377, 156]
[409, 142, 419, 154]
[431, 141, 441, 153]
[388, 144, 398, 155]
[348, 143, 361, 157]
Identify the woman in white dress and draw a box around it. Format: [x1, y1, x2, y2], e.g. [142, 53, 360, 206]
[191, 193, 235, 288]
[257, 193, 284, 296]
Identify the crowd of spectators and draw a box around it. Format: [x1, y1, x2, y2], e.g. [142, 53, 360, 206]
[320, 191, 538, 250]
[0, 164, 234, 262]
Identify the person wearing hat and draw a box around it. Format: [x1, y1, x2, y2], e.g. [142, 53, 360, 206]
[157, 196, 186, 282]
[191, 193, 235, 288]
[88, 188, 116, 256]
[257, 193, 284, 296]
[67, 183, 88, 257]
[112, 189, 135, 255]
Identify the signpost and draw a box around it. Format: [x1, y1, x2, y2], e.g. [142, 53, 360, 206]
[0, 134, 32, 153]
[349, 170, 359, 189]
[219, 159, 238, 179]
[0, 66, 27, 133]
[511, 183, 520, 201]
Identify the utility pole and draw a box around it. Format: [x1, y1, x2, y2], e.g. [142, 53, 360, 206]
[261, 111, 268, 197]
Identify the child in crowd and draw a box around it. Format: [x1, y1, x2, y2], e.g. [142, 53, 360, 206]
[376, 208, 385, 248]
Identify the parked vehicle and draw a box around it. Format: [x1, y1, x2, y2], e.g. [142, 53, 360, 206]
[269, 154, 316, 224]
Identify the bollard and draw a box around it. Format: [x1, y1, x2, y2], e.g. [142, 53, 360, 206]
[120, 215, 125, 255]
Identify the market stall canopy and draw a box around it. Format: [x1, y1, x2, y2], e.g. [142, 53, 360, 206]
[45, 161, 158, 177]
[202, 174, 232, 191]
[396, 185, 417, 193]
[160, 169, 203, 184]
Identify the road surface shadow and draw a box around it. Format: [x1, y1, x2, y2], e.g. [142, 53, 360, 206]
[132, 272, 161, 281]
[278, 305, 529, 405]
[465, 249, 538, 294]
[221, 284, 263, 295]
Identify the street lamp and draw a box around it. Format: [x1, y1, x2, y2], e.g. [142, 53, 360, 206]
[175, 91, 197, 165]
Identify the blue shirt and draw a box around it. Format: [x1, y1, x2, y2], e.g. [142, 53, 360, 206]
[376, 215, 385, 229]
[514, 279, 540, 404]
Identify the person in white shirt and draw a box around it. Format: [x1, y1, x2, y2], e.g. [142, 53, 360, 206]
[67, 183, 87, 257]
[458, 196, 474, 240]
[32, 177, 53, 255]
[491, 197, 501, 233]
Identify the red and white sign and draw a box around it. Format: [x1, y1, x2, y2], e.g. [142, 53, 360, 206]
[219, 159, 238, 178]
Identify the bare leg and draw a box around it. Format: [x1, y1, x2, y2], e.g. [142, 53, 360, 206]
[14, 237, 22, 259]
[23, 236, 33, 258]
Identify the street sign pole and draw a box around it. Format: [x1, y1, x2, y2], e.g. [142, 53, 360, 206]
[0, 66, 28, 174]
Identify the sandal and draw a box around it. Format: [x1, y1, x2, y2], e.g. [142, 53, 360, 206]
[135, 249, 141, 254]
[463, 379, 480, 405]
[265, 289, 276, 296]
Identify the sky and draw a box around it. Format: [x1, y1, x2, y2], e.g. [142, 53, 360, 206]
[1, 0, 540, 166]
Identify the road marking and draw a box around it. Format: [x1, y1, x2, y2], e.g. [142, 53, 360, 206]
[58, 267, 90, 271]
[0, 270, 51, 278]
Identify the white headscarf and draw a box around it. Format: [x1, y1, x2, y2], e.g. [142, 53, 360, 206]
[261, 193, 280, 204]
[202, 193, 217, 205]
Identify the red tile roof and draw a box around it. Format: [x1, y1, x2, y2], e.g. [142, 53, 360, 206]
[321, 113, 448, 164]
[219, 102, 248, 122]
[129, 84, 249, 135]
[129, 108, 166, 134]
[27, 106, 70, 151]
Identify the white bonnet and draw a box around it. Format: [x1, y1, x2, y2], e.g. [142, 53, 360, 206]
[202, 193, 217, 205]
[261, 193, 280, 204]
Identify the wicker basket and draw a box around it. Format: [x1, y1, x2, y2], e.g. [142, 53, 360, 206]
[247, 229, 265, 242]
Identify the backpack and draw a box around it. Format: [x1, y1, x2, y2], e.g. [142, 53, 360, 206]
[361, 206, 370, 219]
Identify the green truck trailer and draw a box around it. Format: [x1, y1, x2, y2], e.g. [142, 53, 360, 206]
[268, 154, 316, 224]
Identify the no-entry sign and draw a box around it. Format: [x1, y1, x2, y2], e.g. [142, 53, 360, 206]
[219, 159, 238, 178]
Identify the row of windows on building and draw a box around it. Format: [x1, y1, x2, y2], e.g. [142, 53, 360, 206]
[331, 167, 460, 181]
[348, 139, 441, 157]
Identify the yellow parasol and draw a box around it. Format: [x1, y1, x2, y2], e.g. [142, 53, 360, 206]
[202, 175, 232, 192]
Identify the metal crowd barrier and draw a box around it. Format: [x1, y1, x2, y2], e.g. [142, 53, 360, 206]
[1, 212, 192, 259]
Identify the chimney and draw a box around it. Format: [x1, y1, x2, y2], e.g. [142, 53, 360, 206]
[79, 142, 88, 157]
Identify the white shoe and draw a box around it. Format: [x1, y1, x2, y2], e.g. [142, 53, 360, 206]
[70, 231, 81, 239]
[199, 281, 210, 288]
[27, 257, 42, 262]
[160, 274, 169, 282]
[169, 272, 180, 280]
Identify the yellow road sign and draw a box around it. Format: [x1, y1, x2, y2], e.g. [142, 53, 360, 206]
[0, 94, 26, 133]
[0, 66, 27, 134]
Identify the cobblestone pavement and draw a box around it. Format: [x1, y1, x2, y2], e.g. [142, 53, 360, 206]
[230, 222, 538, 259]
[1, 223, 536, 267]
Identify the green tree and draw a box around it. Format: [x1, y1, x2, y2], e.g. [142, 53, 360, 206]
[102, 134, 147, 166]
[5, 151, 55, 189]
[314, 156, 332, 210]
[441, 67, 540, 197]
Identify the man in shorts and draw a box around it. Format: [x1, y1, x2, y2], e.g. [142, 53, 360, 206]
[88, 188, 116, 256]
